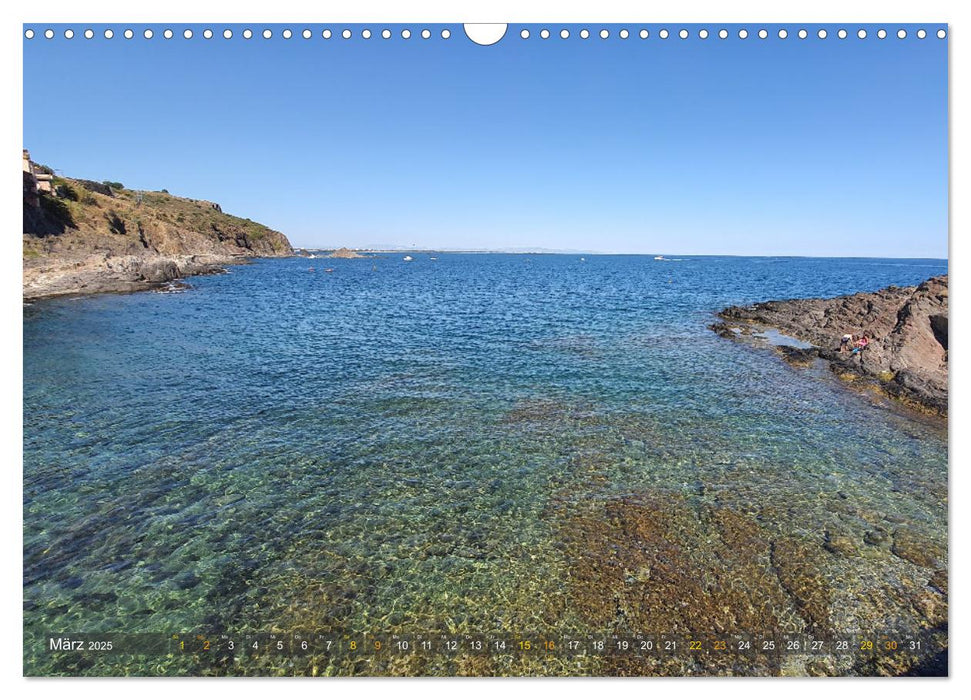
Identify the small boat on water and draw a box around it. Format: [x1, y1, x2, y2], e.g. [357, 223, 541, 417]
[308, 254, 317, 259]
[654, 255, 664, 260]
[403, 255, 414, 262]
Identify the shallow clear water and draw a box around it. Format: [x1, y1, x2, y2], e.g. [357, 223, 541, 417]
[23, 255, 948, 675]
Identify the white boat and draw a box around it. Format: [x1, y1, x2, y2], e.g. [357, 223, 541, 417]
[308, 254, 317, 259]
[654, 255, 664, 260]
[403, 255, 414, 262]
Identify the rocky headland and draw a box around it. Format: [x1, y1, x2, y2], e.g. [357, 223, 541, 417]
[711, 276, 948, 415]
[23, 167, 292, 300]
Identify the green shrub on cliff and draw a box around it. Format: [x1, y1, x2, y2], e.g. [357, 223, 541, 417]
[26, 172, 292, 255]
[53, 178, 78, 201]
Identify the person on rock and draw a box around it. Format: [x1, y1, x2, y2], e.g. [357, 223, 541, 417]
[851, 335, 869, 355]
[840, 333, 853, 353]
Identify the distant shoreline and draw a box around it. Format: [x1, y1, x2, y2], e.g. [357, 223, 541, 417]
[298, 249, 947, 260]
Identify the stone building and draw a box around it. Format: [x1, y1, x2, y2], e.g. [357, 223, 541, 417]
[23, 149, 54, 207]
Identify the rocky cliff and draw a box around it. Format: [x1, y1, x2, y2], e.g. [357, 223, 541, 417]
[24, 176, 292, 299]
[712, 276, 948, 415]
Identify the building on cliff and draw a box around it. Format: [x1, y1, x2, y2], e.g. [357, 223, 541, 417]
[22, 149, 54, 207]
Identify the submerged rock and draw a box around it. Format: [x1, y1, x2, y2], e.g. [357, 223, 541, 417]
[928, 569, 948, 595]
[863, 527, 890, 547]
[891, 529, 945, 568]
[554, 494, 829, 674]
[823, 530, 858, 556]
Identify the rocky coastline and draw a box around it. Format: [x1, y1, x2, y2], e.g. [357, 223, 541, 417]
[24, 169, 292, 300]
[23, 253, 248, 300]
[711, 276, 948, 416]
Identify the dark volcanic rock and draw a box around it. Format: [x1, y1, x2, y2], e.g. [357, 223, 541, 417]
[778, 346, 820, 367]
[716, 276, 948, 415]
[707, 321, 736, 339]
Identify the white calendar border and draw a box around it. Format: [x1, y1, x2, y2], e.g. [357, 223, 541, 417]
[2, 0, 965, 698]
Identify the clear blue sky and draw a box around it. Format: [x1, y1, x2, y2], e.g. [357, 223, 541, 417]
[23, 24, 948, 256]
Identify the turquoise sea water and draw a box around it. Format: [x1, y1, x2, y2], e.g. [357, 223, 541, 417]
[23, 255, 948, 675]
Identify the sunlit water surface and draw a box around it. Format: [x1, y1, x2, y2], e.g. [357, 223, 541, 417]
[24, 255, 948, 675]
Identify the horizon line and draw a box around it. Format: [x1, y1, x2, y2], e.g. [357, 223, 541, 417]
[296, 247, 948, 261]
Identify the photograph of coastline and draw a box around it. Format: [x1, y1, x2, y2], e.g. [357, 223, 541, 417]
[22, 23, 947, 677]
